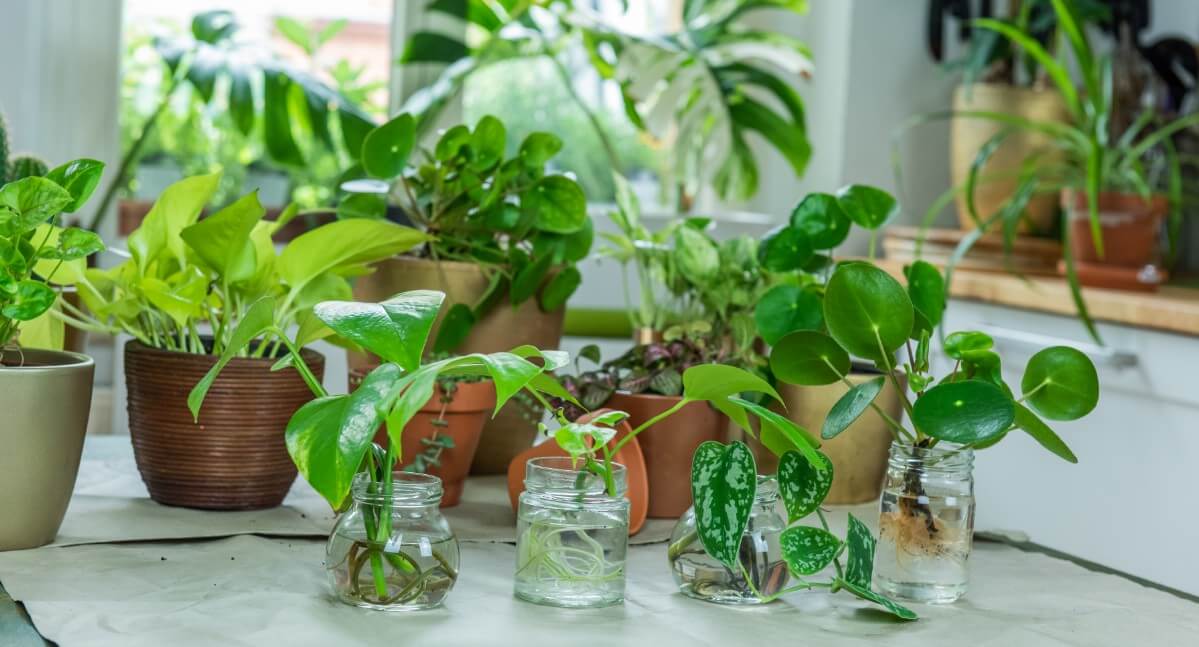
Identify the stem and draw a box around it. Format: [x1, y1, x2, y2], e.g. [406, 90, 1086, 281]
[272, 328, 327, 398]
[738, 563, 832, 603]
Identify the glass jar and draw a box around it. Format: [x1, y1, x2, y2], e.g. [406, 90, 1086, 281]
[667, 476, 788, 604]
[514, 457, 630, 608]
[326, 472, 460, 611]
[875, 441, 975, 604]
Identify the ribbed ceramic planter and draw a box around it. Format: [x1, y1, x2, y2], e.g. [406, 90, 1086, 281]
[125, 340, 324, 510]
[0, 349, 94, 550]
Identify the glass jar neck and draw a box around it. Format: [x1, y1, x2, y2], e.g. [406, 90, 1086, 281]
[887, 441, 974, 476]
[524, 457, 627, 503]
[753, 475, 779, 506]
[351, 471, 444, 509]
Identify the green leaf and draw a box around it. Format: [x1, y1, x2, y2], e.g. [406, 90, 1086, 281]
[187, 297, 277, 420]
[769, 330, 850, 386]
[1013, 402, 1077, 462]
[823, 262, 913, 364]
[691, 441, 757, 568]
[228, 65, 255, 136]
[521, 175, 586, 234]
[674, 225, 720, 284]
[539, 266, 581, 312]
[905, 260, 944, 331]
[128, 173, 220, 273]
[432, 303, 476, 355]
[838, 579, 918, 621]
[944, 331, 993, 359]
[844, 513, 876, 588]
[519, 132, 563, 168]
[180, 191, 264, 284]
[510, 254, 552, 306]
[262, 68, 304, 167]
[362, 113, 415, 179]
[384, 367, 441, 456]
[754, 284, 823, 346]
[277, 218, 428, 294]
[790, 192, 851, 249]
[780, 526, 840, 576]
[336, 193, 386, 220]
[314, 290, 444, 372]
[835, 185, 897, 229]
[757, 224, 812, 272]
[1, 280, 55, 321]
[777, 450, 833, 522]
[1021, 346, 1099, 421]
[561, 217, 594, 262]
[822, 377, 884, 440]
[400, 31, 468, 64]
[192, 10, 236, 43]
[44, 159, 104, 213]
[682, 363, 781, 403]
[470, 115, 506, 171]
[50, 228, 105, 261]
[730, 396, 824, 468]
[912, 380, 1014, 444]
[0, 177, 72, 232]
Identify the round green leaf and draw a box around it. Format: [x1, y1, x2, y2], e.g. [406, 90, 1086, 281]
[757, 224, 813, 272]
[470, 115, 506, 171]
[777, 450, 833, 522]
[519, 132, 563, 168]
[912, 380, 1014, 444]
[790, 192, 851, 249]
[362, 113, 415, 179]
[753, 284, 823, 346]
[770, 330, 850, 386]
[780, 526, 841, 576]
[823, 262, 913, 364]
[944, 330, 993, 359]
[905, 260, 945, 330]
[835, 184, 898, 229]
[561, 217, 593, 262]
[538, 266, 581, 312]
[434, 125, 470, 161]
[822, 376, 884, 440]
[521, 175, 586, 234]
[674, 225, 720, 284]
[691, 441, 757, 568]
[1021, 346, 1099, 421]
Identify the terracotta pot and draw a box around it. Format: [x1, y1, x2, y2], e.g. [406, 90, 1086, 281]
[125, 340, 324, 510]
[739, 368, 906, 505]
[951, 83, 1069, 233]
[353, 369, 496, 508]
[351, 256, 565, 475]
[606, 392, 723, 519]
[506, 409, 649, 534]
[0, 349, 94, 549]
[1062, 190, 1167, 267]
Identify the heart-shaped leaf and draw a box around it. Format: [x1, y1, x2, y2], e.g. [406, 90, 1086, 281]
[1021, 346, 1099, 421]
[691, 441, 757, 568]
[754, 284, 823, 346]
[180, 190, 264, 283]
[790, 192, 851, 249]
[1013, 402, 1078, 462]
[839, 579, 918, 620]
[0, 177, 72, 232]
[844, 513, 876, 588]
[44, 158, 104, 213]
[912, 380, 1014, 444]
[2, 280, 56, 321]
[778, 450, 833, 522]
[823, 262, 913, 364]
[757, 224, 813, 272]
[315, 291, 444, 372]
[822, 376, 885, 440]
[769, 330, 850, 386]
[780, 526, 841, 575]
[835, 184, 898, 229]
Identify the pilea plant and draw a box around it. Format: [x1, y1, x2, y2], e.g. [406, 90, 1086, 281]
[341, 113, 591, 353]
[0, 160, 106, 353]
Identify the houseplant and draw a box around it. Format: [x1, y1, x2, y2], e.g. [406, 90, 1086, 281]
[71, 172, 426, 509]
[198, 289, 574, 610]
[0, 159, 105, 549]
[768, 259, 1099, 603]
[341, 112, 590, 473]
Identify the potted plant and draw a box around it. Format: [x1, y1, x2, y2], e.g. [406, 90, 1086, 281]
[768, 259, 1099, 603]
[70, 173, 426, 509]
[195, 289, 573, 610]
[0, 160, 106, 549]
[339, 112, 591, 474]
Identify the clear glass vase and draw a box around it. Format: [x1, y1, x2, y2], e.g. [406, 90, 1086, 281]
[326, 472, 460, 611]
[514, 457, 630, 608]
[875, 441, 975, 604]
[667, 476, 788, 604]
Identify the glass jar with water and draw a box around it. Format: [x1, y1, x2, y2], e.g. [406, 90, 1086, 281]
[514, 457, 630, 608]
[326, 472, 460, 611]
[875, 441, 975, 604]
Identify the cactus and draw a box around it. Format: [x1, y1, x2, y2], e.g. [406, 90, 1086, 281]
[7, 154, 48, 181]
[0, 111, 9, 183]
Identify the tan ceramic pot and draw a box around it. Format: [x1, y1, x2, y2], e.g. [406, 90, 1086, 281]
[125, 341, 324, 510]
[351, 256, 566, 474]
[0, 349, 94, 550]
[951, 83, 1069, 234]
[607, 391, 724, 519]
[1062, 189, 1167, 267]
[742, 369, 906, 505]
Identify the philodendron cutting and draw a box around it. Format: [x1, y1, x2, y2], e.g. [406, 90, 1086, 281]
[768, 259, 1099, 603]
[202, 289, 572, 610]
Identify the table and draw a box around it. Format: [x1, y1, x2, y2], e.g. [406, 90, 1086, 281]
[2, 437, 1197, 646]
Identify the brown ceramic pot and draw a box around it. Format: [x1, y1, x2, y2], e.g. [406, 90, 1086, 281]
[1062, 189, 1167, 268]
[351, 255, 565, 475]
[125, 340, 324, 510]
[607, 391, 723, 519]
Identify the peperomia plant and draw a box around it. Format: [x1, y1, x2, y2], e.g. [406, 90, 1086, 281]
[0, 160, 106, 352]
[340, 113, 591, 353]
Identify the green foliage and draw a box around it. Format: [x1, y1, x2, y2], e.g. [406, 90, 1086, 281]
[823, 262, 914, 365]
[691, 441, 758, 568]
[822, 376, 885, 440]
[7, 155, 49, 182]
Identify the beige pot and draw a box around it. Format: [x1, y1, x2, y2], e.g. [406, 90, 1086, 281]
[740, 369, 906, 505]
[351, 256, 566, 474]
[0, 349, 94, 549]
[951, 83, 1069, 234]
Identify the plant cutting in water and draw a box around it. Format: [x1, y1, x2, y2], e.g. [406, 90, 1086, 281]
[190, 289, 574, 608]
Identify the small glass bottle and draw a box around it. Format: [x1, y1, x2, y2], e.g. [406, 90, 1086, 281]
[326, 472, 460, 611]
[514, 457, 630, 608]
[667, 476, 789, 604]
[875, 441, 975, 604]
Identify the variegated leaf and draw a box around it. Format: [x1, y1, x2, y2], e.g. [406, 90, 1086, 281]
[691, 441, 757, 568]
